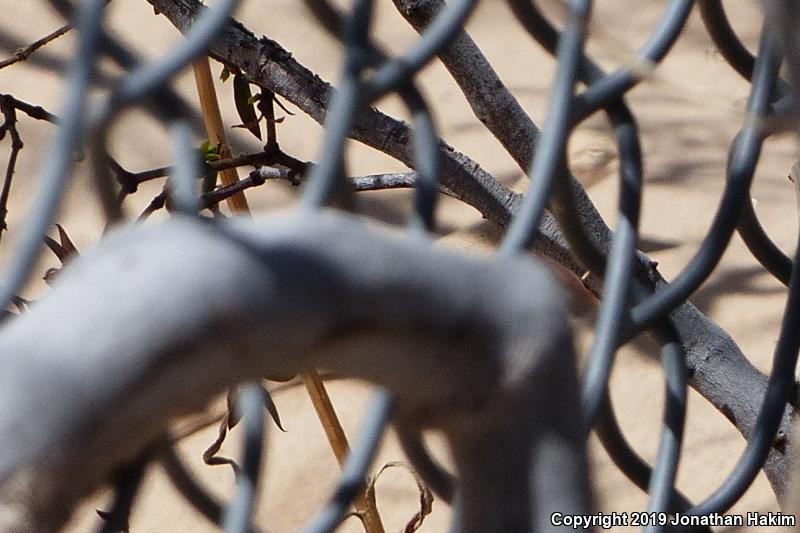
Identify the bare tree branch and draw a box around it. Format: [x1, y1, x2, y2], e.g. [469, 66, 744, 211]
[145, 0, 794, 495]
[0, 24, 72, 71]
[0, 96, 24, 243]
[146, 0, 519, 226]
[0, 94, 58, 124]
[0, 212, 588, 533]
[389, 0, 797, 494]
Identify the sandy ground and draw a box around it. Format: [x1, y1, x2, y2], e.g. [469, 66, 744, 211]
[1, 0, 799, 531]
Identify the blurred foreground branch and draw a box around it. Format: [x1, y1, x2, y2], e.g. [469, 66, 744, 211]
[0, 211, 588, 533]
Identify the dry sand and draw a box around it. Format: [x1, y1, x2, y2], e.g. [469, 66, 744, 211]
[1, 1, 798, 531]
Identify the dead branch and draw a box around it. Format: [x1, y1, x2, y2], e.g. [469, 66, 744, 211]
[0, 24, 72, 71]
[145, 0, 794, 496]
[0, 211, 588, 533]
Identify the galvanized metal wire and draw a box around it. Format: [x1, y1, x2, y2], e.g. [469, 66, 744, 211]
[4, 0, 800, 531]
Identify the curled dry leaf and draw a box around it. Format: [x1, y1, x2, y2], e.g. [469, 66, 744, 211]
[204, 382, 286, 474]
[366, 461, 433, 533]
[202, 412, 240, 473]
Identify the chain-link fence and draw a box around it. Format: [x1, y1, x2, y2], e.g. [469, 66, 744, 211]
[0, 1, 799, 532]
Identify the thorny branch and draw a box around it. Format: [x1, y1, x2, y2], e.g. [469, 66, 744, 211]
[1, 1, 797, 529]
[0, 95, 62, 240]
[138, 168, 455, 220]
[207, 168, 460, 208]
[0, 94, 58, 124]
[119, 145, 308, 193]
[0, 93, 306, 214]
[146, 0, 795, 495]
[0, 96, 25, 243]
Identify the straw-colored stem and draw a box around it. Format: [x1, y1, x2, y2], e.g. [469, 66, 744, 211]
[301, 373, 385, 533]
[192, 55, 384, 533]
[192, 56, 250, 213]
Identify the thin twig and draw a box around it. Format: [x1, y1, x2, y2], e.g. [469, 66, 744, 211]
[0, 95, 24, 244]
[257, 89, 279, 150]
[0, 94, 155, 208]
[0, 24, 72, 71]
[137, 191, 167, 221]
[122, 146, 309, 190]
[141, 169, 447, 216]
[0, 94, 58, 124]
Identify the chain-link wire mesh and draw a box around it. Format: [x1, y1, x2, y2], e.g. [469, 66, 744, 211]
[1, 1, 800, 532]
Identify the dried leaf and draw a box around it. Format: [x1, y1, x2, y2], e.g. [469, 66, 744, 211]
[368, 461, 433, 533]
[202, 414, 240, 473]
[202, 416, 228, 463]
[206, 383, 283, 475]
[233, 74, 262, 140]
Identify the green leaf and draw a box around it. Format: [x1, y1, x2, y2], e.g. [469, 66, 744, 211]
[199, 139, 211, 155]
[199, 139, 221, 162]
[220, 66, 231, 83]
[233, 73, 262, 140]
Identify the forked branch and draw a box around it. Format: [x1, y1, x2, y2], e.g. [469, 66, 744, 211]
[145, 0, 794, 495]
